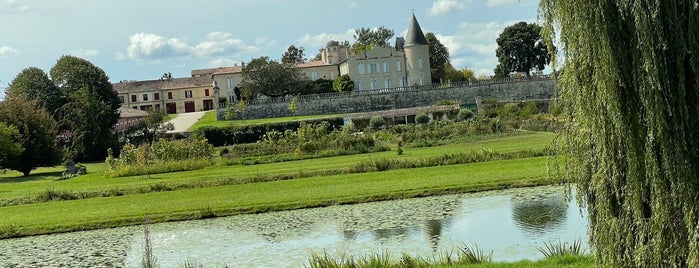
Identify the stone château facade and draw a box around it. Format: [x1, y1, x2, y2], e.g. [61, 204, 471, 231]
[114, 13, 432, 115]
[191, 13, 432, 105]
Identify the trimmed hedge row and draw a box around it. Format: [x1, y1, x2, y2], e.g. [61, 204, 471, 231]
[195, 117, 345, 146]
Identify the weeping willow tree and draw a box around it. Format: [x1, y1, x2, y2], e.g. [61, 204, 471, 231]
[540, 1, 699, 266]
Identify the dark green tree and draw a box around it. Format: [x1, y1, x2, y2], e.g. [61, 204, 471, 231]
[301, 79, 334, 95]
[444, 64, 466, 82]
[0, 122, 24, 169]
[541, 0, 699, 266]
[51, 55, 121, 161]
[495, 22, 552, 78]
[0, 94, 63, 176]
[281, 45, 307, 64]
[332, 74, 355, 92]
[425, 33, 451, 83]
[353, 26, 394, 50]
[6, 67, 64, 117]
[240, 56, 305, 98]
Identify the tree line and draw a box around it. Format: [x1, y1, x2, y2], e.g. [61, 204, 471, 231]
[0, 56, 121, 176]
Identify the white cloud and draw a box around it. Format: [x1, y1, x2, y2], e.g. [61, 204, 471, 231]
[124, 32, 259, 63]
[439, 20, 530, 75]
[207, 58, 239, 68]
[486, 0, 535, 7]
[193, 32, 259, 57]
[429, 0, 464, 16]
[349, 1, 358, 8]
[71, 48, 99, 58]
[298, 29, 355, 49]
[126, 33, 190, 61]
[0, 46, 18, 57]
[0, 0, 30, 14]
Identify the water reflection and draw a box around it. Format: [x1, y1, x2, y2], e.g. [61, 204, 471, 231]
[113, 186, 587, 267]
[511, 195, 568, 235]
[423, 219, 451, 251]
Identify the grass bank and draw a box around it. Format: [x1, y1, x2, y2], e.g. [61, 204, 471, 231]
[0, 132, 554, 203]
[0, 156, 556, 238]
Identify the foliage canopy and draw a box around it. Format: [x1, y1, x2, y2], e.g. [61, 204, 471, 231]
[281, 45, 306, 64]
[541, 0, 699, 266]
[495, 22, 553, 78]
[0, 94, 63, 176]
[240, 56, 306, 98]
[6, 67, 64, 117]
[51, 56, 121, 162]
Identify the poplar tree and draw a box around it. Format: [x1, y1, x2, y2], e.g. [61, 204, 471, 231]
[540, 1, 699, 266]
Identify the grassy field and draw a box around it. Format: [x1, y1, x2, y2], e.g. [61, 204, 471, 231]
[187, 110, 344, 130]
[0, 132, 554, 202]
[0, 131, 559, 238]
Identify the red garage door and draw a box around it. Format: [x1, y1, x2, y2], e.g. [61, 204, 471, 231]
[184, 101, 195, 113]
[166, 102, 177, 114]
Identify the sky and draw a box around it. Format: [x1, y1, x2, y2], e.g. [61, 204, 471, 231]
[0, 0, 541, 95]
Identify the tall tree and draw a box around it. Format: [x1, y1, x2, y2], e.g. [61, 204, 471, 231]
[353, 26, 394, 50]
[0, 122, 23, 170]
[240, 56, 305, 98]
[5, 67, 64, 117]
[0, 94, 63, 176]
[50, 55, 121, 161]
[281, 45, 307, 64]
[460, 68, 476, 81]
[443, 64, 466, 82]
[332, 74, 355, 92]
[541, 1, 699, 266]
[495, 22, 553, 78]
[425, 33, 451, 83]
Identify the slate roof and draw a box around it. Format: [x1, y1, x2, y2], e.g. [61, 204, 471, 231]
[405, 13, 428, 47]
[191, 66, 243, 77]
[113, 76, 212, 93]
[118, 107, 149, 118]
[295, 60, 332, 68]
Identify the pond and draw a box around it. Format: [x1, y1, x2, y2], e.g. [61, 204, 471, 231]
[0, 185, 587, 267]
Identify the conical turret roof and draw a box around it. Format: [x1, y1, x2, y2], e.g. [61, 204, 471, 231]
[405, 13, 428, 47]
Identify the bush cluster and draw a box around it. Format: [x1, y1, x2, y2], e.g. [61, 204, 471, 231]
[222, 122, 386, 164]
[105, 138, 214, 177]
[196, 117, 344, 146]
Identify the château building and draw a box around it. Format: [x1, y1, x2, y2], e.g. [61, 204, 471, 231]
[115, 13, 431, 114]
[192, 13, 432, 105]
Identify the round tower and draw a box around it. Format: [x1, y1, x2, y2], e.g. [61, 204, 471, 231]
[404, 13, 432, 86]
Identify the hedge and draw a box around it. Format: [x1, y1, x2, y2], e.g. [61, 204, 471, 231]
[195, 117, 345, 146]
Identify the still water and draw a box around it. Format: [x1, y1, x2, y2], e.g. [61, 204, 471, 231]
[124, 185, 587, 267]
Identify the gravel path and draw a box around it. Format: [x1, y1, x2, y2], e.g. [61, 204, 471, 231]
[167, 111, 208, 133]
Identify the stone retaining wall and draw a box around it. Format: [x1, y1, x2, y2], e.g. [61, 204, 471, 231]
[219, 78, 556, 120]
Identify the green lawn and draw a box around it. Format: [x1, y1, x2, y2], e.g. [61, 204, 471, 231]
[187, 110, 345, 130]
[0, 131, 561, 238]
[0, 156, 555, 237]
[0, 132, 554, 202]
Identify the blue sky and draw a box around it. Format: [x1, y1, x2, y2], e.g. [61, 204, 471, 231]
[0, 0, 540, 93]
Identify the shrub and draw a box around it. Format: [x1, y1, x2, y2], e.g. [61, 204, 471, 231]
[457, 108, 475, 121]
[519, 102, 538, 119]
[196, 117, 344, 146]
[538, 240, 585, 258]
[497, 103, 520, 118]
[435, 99, 458, 105]
[106, 138, 215, 177]
[369, 116, 386, 130]
[416, 112, 430, 124]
